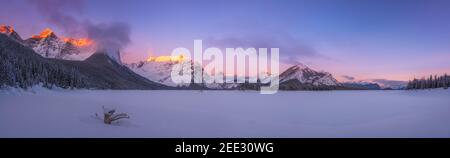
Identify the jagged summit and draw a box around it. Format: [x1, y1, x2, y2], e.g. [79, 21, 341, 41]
[15, 27, 96, 60]
[30, 28, 57, 39]
[279, 63, 340, 88]
[290, 63, 308, 70]
[25, 28, 72, 59]
[0, 25, 23, 42]
[0, 25, 16, 36]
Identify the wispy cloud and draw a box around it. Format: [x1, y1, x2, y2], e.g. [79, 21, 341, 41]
[341, 75, 355, 81]
[27, 0, 132, 52]
[28, 0, 85, 35]
[204, 34, 328, 65]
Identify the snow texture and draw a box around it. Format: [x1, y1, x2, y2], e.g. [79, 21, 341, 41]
[127, 60, 224, 88]
[25, 31, 95, 61]
[1, 88, 450, 138]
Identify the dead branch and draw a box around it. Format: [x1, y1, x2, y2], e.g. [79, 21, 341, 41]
[102, 106, 130, 124]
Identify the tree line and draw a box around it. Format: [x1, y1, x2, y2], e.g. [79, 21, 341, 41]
[0, 34, 87, 89]
[406, 74, 449, 90]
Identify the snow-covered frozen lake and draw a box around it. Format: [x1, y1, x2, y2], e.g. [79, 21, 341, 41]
[1, 88, 450, 138]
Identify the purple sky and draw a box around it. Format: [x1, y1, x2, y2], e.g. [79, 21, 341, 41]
[1, 0, 450, 81]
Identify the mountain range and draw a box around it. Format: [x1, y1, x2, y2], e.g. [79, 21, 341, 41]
[1, 25, 377, 90]
[341, 81, 382, 90]
[1, 25, 96, 61]
[0, 28, 167, 90]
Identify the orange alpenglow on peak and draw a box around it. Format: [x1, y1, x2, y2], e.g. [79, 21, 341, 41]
[31, 28, 54, 39]
[28, 27, 93, 47]
[146, 55, 185, 62]
[63, 37, 94, 47]
[0, 25, 14, 34]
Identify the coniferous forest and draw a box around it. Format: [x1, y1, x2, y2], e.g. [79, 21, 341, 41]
[406, 74, 450, 90]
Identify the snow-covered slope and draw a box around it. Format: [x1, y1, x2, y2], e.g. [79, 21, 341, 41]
[127, 61, 187, 87]
[24, 28, 95, 60]
[280, 63, 340, 86]
[128, 62, 340, 89]
[127, 60, 223, 88]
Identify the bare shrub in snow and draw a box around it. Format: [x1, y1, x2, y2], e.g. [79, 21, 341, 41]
[98, 106, 130, 124]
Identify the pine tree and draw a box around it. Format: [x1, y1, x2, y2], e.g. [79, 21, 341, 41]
[445, 73, 449, 89]
[406, 74, 450, 90]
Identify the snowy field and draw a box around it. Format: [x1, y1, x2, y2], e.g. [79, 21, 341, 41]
[1, 88, 450, 138]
